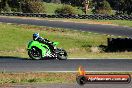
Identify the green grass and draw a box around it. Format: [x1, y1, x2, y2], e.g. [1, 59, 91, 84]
[0, 23, 132, 58]
[0, 72, 76, 84]
[44, 2, 84, 14]
[44, 3, 63, 14]
[106, 20, 132, 27]
[82, 19, 132, 27]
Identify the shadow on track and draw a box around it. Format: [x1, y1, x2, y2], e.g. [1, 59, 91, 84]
[0, 56, 26, 60]
[0, 56, 56, 60]
[0, 56, 130, 62]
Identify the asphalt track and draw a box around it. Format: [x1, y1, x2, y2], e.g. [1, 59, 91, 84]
[0, 16, 132, 37]
[0, 57, 132, 72]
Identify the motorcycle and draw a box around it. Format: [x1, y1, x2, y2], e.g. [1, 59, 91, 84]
[27, 40, 68, 60]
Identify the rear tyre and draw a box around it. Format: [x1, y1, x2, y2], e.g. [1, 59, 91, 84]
[28, 47, 42, 60]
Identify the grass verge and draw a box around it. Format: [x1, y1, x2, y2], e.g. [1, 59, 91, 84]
[0, 23, 132, 58]
[0, 72, 76, 84]
[0, 72, 132, 84]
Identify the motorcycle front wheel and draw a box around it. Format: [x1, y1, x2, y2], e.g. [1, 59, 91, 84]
[28, 47, 42, 60]
[57, 49, 67, 60]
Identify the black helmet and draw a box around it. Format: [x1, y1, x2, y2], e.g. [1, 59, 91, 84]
[33, 33, 39, 40]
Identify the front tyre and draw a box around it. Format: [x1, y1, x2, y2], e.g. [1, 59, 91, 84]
[57, 49, 67, 60]
[28, 47, 42, 60]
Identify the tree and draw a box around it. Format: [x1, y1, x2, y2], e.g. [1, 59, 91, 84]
[124, 0, 132, 15]
[105, 0, 132, 15]
[3, 2, 11, 12]
[22, 0, 46, 13]
[114, 0, 132, 15]
[0, 0, 2, 12]
[82, 0, 90, 14]
[1, 0, 11, 12]
[92, 0, 112, 15]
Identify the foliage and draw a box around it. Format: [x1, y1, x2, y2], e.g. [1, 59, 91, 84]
[115, 0, 132, 15]
[92, 0, 112, 15]
[3, 2, 11, 12]
[55, 5, 77, 14]
[1, 0, 132, 15]
[103, 0, 132, 15]
[22, 1, 46, 13]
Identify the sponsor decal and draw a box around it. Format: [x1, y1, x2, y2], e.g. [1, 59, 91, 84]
[76, 66, 131, 85]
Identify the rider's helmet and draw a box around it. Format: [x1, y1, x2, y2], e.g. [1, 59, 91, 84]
[33, 33, 39, 40]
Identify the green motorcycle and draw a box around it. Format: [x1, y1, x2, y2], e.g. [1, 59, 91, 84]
[27, 40, 67, 60]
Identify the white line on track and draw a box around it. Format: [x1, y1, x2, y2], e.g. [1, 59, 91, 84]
[69, 58, 132, 59]
[35, 71, 132, 73]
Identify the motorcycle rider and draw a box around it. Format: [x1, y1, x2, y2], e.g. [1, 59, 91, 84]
[33, 33, 55, 52]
